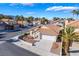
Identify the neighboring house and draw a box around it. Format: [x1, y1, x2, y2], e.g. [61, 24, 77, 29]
[65, 20, 79, 32]
[0, 19, 14, 30]
[1, 19, 14, 24]
[65, 20, 79, 28]
[49, 20, 64, 27]
[0, 19, 20, 30]
[28, 22, 33, 26]
[0, 22, 7, 30]
[32, 20, 41, 26]
[16, 20, 28, 27]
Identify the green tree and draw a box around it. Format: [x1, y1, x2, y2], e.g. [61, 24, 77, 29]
[15, 15, 25, 27]
[72, 10, 79, 19]
[53, 17, 60, 21]
[0, 14, 4, 19]
[60, 26, 79, 56]
[72, 10, 76, 17]
[15, 15, 20, 21]
[34, 17, 39, 21]
[41, 17, 48, 24]
[27, 16, 34, 23]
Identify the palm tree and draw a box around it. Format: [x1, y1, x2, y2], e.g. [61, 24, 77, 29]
[34, 17, 39, 21]
[76, 10, 79, 19]
[0, 14, 4, 22]
[72, 10, 79, 19]
[26, 16, 34, 26]
[15, 15, 25, 27]
[53, 17, 60, 21]
[20, 15, 25, 27]
[0, 14, 4, 19]
[15, 15, 20, 21]
[72, 10, 76, 18]
[60, 26, 79, 56]
[27, 16, 34, 23]
[41, 17, 48, 24]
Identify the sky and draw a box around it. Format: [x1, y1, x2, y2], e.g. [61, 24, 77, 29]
[0, 3, 79, 19]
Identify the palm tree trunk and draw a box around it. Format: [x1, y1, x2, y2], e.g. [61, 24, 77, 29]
[63, 40, 70, 56]
[76, 14, 78, 20]
[22, 20, 24, 27]
[73, 14, 74, 19]
[69, 40, 73, 47]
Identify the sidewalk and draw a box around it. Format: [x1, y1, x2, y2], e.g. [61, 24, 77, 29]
[12, 39, 58, 56]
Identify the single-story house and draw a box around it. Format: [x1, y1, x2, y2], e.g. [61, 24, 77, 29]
[21, 25, 62, 55]
[36, 25, 62, 55]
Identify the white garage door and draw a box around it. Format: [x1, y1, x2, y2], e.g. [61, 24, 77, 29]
[42, 35, 57, 42]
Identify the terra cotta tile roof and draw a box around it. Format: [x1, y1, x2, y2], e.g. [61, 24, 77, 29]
[67, 20, 79, 28]
[38, 25, 62, 36]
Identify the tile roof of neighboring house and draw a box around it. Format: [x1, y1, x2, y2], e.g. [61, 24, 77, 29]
[1, 19, 14, 22]
[49, 20, 59, 24]
[38, 25, 62, 36]
[66, 20, 79, 28]
[16, 20, 27, 25]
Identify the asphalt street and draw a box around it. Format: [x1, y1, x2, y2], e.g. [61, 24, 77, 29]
[0, 26, 39, 56]
[0, 41, 39, 56]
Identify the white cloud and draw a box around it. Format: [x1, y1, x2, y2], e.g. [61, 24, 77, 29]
[9, 3, 18, 6]
[21, 3, 34, 6]
[46, 6, 79, 11]
[26, 12, 35, 14]
[9, 3, 34, 6]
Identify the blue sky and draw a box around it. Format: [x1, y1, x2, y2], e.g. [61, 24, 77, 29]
[0, 3, 79, 19]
